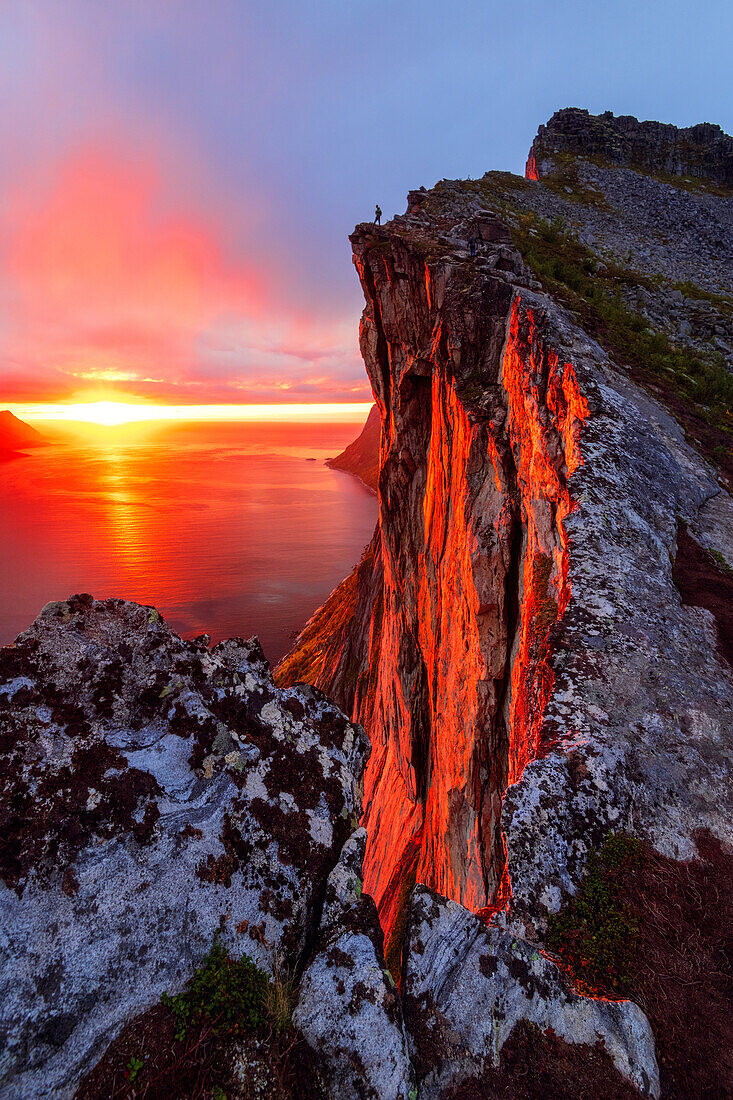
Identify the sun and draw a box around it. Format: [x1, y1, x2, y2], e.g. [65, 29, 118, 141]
[61, 401, 155, 426]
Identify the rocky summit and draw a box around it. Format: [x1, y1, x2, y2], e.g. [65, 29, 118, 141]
[2, 109, 733, 1099]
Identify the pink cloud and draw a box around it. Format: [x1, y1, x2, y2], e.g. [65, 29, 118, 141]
[0, 142, 365, 404]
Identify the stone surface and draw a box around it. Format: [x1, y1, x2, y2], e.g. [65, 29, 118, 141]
[276, 118, 733, 958]
[293, 829, 415, 1100]
[0, 410, 45, 459]
[326, 403, 380, 492]
[403, 887, 660, 1099]
[526, 107, 733, 189]
[0, 595, 369, 1098]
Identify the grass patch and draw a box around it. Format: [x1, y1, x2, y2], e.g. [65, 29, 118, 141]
[264, 955, 298, 1034]
[76, 939, 322, 1099]
[546, 834, 645, 997]
[161, 938, 270, 1041]
[711, 547, 733, 574]
[544, 831, 733, 1098]
[671, 279, 733, 316]
[558, 151, 733, 198]
[76, 937, 324, 1099]
[539, 156, 613, 210]
[511, 214, 733, 479]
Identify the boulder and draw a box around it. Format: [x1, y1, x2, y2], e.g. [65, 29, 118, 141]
[0, 595, 369, 1098]
[293, 829, 415, 1100]
[403, 887, 660, 1099]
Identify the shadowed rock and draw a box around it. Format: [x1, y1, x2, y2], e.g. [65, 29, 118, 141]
[0, 595, 369, 1098]
[403, 887, 659, 1099]
[293, 829, 415, 1100]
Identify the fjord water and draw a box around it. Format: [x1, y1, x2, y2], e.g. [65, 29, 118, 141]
[0, 419, 377, 663]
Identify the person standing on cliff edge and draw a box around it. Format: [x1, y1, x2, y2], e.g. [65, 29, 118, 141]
[374, 204, 382, 225]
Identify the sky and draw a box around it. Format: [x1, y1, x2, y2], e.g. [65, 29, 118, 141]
[0, 0, 730, 408]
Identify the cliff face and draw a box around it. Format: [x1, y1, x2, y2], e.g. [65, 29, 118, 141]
[0, 410, 45, 458]
[526, 107, 733, 189]
[346, 231, 595, 934]
[326, 404, 380, 491]
[6, 112, 733, 1100]
[277, 116, 733, 954]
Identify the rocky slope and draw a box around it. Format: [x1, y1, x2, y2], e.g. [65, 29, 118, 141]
[276, 111, 733, 1092]
[0, 596, 368, 1097]
[527, 107, 733, 189]
[326, 404, 380, 491]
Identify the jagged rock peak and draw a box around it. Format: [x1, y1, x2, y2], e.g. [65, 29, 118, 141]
[526, 107, 733, 188]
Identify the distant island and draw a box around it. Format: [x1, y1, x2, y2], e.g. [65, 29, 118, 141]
[326, 404, 379, 491]
[0, 410, 45, 460]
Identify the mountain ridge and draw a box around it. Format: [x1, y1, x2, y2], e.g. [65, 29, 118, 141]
[0, 410, 45, 456]
[3, 110, 732, 1099]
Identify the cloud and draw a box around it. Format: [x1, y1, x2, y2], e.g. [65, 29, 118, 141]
[0, 140, 366, 404]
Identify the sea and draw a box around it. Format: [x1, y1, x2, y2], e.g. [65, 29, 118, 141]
[0, 419, 377, 664]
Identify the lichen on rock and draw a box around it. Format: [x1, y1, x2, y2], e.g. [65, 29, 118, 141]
[0, 595, 369, 1097]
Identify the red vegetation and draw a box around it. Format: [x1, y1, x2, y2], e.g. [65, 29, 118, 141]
[447, 1020, 639, 1100]
[75, 1004, 324, 1100]
[548, 832, 733, 1100]
[673, 522, 733, 667]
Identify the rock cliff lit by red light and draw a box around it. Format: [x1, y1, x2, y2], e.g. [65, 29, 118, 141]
[277, 224, 589, 948]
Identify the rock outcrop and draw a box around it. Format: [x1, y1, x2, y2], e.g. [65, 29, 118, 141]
[0, 411, 45, 459]
[276, 113, 733, 1010]
[0, 595, 368, 1097]
[403, 887, 659, 1098]
[293, 829, 415, 1100]
[526, 107, 733, 189]
[5, 108, 733, 1098]
[327, 404, 381, 492]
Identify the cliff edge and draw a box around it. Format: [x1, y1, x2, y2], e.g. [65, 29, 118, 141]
[326, 404, 380, 492]
[2, 110, 732, 1100]
[276, 110, 733, 1095]
[526, 107, 733, 189]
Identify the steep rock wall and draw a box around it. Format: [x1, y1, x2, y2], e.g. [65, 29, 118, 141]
[278, 170, 733, 955]
[280, 223, 592, 934]
[326, 403, 380, 491]
[527, 107, 733, 188]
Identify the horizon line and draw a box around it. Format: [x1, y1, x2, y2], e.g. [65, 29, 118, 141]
[6, 400, 374, 426]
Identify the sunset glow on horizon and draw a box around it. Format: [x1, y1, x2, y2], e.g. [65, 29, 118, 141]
[8, 400, 374, 427]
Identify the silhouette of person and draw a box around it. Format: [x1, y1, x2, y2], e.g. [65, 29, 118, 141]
[469, 236, 477, 257]
[375, 204, 382, 225]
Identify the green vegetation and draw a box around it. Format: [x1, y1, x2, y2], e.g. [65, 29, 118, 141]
[511, 214, 733, 473]
[161, 938, 270, 1041]
[546, 834, 645, 996]
[539, 156, 613, 210]
[481, 170, 531, 192]
[264, 955, 298, 1034]
[710, 548, 733, 574]
[672, 279, 733, 316]
[126, 1056, 144, 1083]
